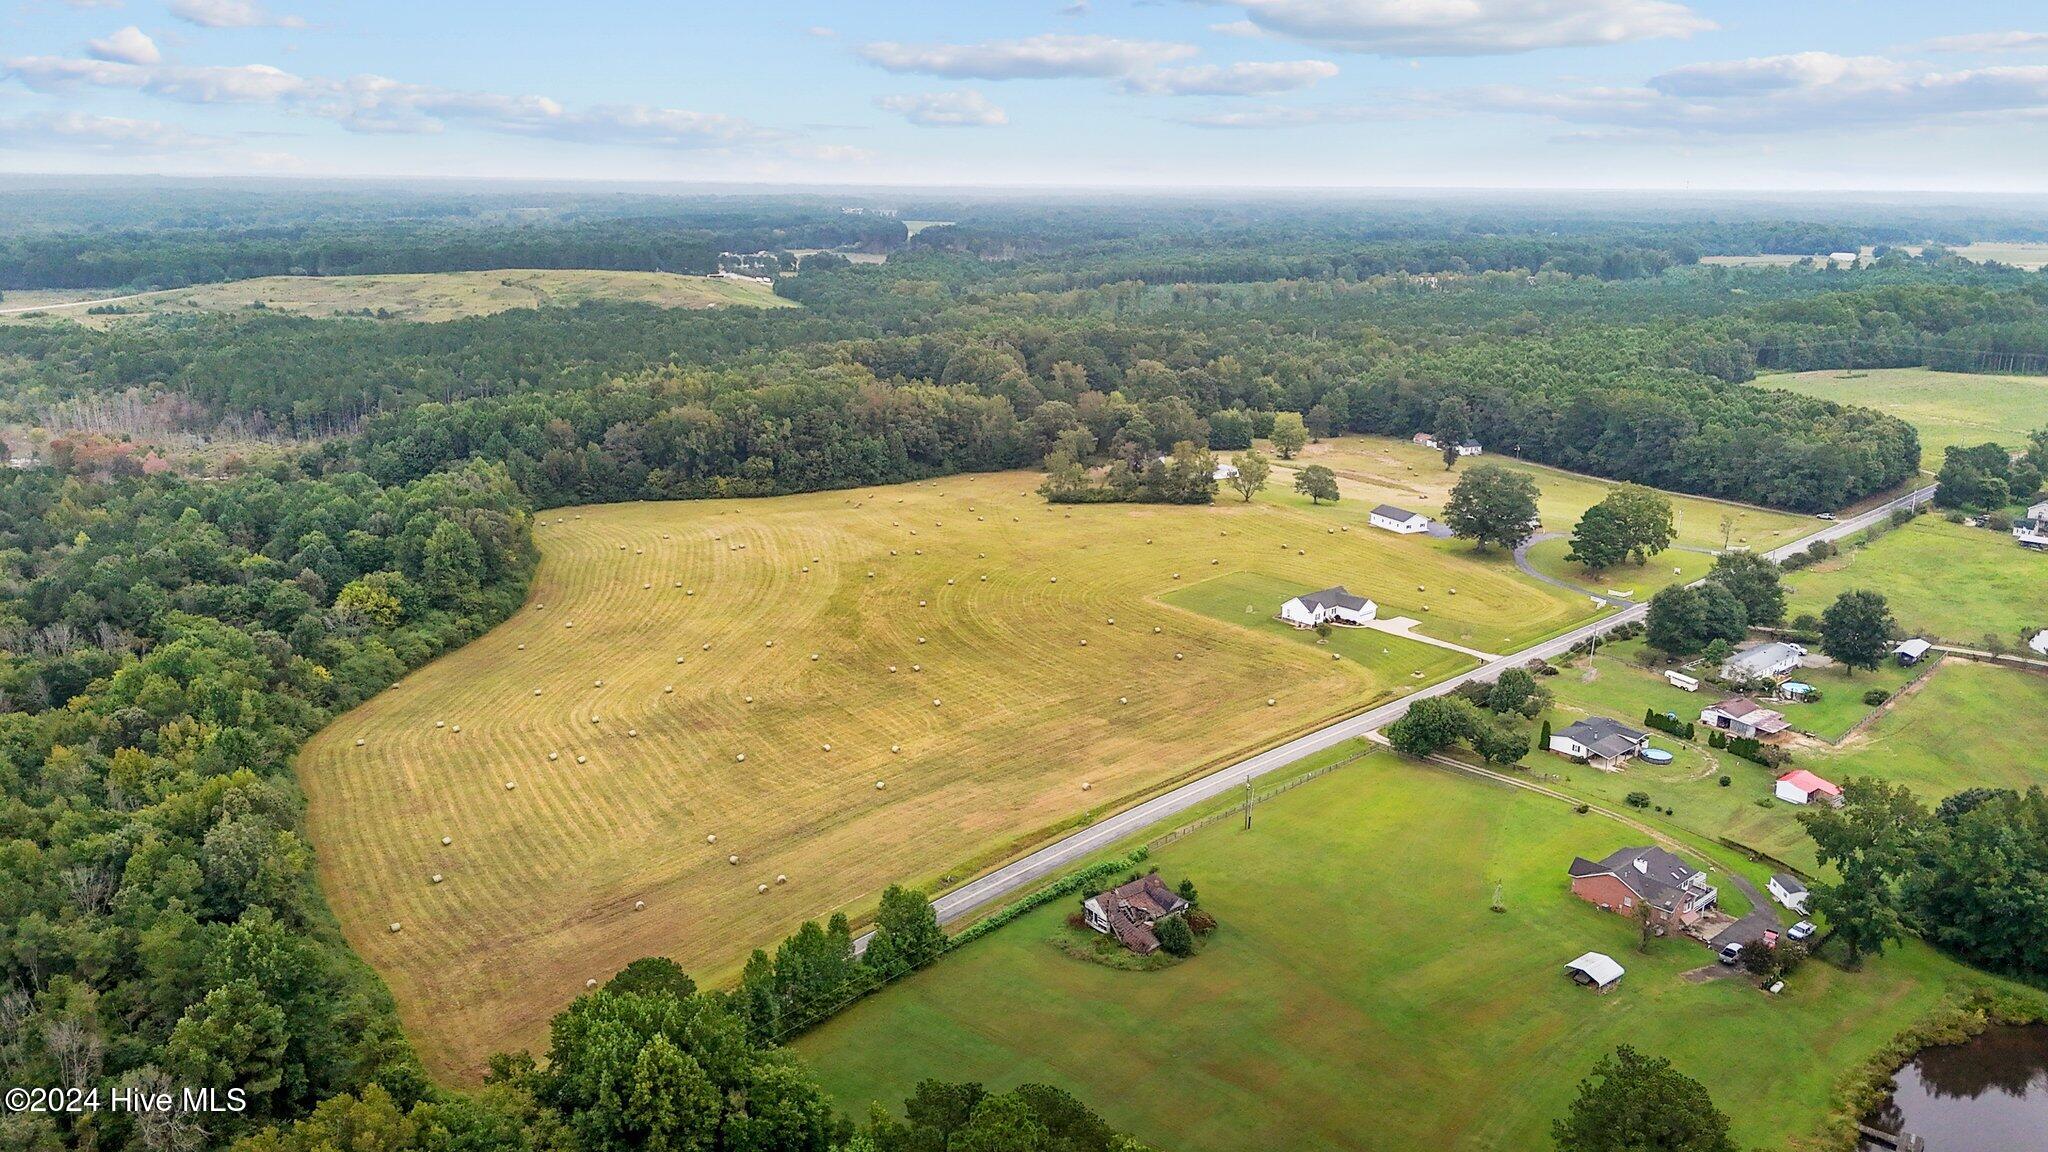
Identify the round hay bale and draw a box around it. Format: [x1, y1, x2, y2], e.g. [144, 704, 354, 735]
[435, 720, 446, 728]
[687, 589, 696, 596]
[451, 725, 460, 733]
[932, 698, 942, 707]
[1418, 585, 1426, 592]
[765, 639, 775, 648]
[549, 752, 560, 761]
[736, 753, 746, 762]
[1448, 588, 1457, 595]
[665, 685, 675, 693]
[534, 688, 543, 696]
[810, 652, 820, 661]
[432, 873, 444, 884]
[628, 729, 639, 738]
[1267, 698, 1277, 706]
[1211, 559, 1219, 565]
[891, 744, 901, 753]
[1332, 653, 1342, 660]
[1173, 573, 1181, 580]
[980, 575, 988, 582]
[707, 834, 717, 844]
[729, 854, 740, 865]
[587, 978, 598, 988]
[1297, 549, 1305, 556]
[1107, 617, 1115, 625]
[947, 578, 955, 586]
[890, 549, 898, 556]
[1079, 639, 1088, 647]
[355, 738, 365, 747]
[758, 884, 768, 894]
[867, 571, 876, 578]
[801, 566, 809, 573]
[518, 644, 526, 651]
[1152, 626, 1162, 634]
[919, 600, 927, 607]
[912, 664, 922, 672]
[1049, 576, 1058, 583]
[635, 900, 646, 911]
[888, 664, 898, 673]
[576, 755, 587, 764]
[1174, 652, 1185, 661]
[1082, 782, 1092, 791]
[675, 581, 683, 587]
[979, 552, 987, 558]
[917, 636, 927, 645]
[390, 922, 402, 933]
[677, 656, 686, 664]
[702, 642, 711, 650]
[565, 622, 574, 629]
[876, 780, 886, 789]
[776, 874, 787, 885]
[504, 780, 517, 790]
[591, 715, 602, 724]
[822, 743, 832, 751]
[743, 695, 753, 703]
[643, 583, 651, 589]
[594, 679, 604, 687]
[442, 835, 452, 846]
[1119, 696, 1129, 704]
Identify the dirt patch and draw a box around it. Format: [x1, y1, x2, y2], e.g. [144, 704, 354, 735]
[1682, 964, 1740, 984]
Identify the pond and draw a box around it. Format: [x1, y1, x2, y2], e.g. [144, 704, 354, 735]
[1860, 1026, 2048, 1151]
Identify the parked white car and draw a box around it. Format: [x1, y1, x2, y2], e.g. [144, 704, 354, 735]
[1787, 921, 1816, 942]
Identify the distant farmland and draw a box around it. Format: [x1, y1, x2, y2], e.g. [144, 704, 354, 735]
[297, 473, 1600, 1080]
[0, 267, 792, 325]
[1767, 367, 2048, 463]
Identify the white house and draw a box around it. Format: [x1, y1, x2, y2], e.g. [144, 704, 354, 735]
[2016, 503, 2048, 549]
[2032, 630, 2048, 657]
[1369, 504, 1432, 534]
[1775, 769, 1843, 806]
[1768, 873, 1809, 914]
[1454, 439, 1484, 457]
[1279, 586, 1377, 629]
[1720, 641, 1806, 683]
[1700, 697, 1790, 740]
[1550, 717, 1650, 770]
[1154, 454, 1238, 482]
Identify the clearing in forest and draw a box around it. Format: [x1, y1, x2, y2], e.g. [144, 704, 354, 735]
[1767, 367, 2048, 463]
[298, 472, 1595, 1080]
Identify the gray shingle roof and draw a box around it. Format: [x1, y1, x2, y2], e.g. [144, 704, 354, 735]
[1295, 585, 1371, 612]
[1371, 504, 1423, 522]
[1557, 716, 1647, 757]
[1771, 872, 1808, 896]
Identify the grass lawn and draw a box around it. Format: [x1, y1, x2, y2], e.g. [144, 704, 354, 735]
[1784, 516, 2048, 644]
[0, 267, 795, 326]
[1521, 536, 1716, 601]
[1766, 367, 2048, 464]
[300, 472, 1599, 1080]
[1269, 435, 1811, 550]
[1163, 571, 1475, 687]
[797, 759, 2000, 1152]
[1819, 659, 2048, 800]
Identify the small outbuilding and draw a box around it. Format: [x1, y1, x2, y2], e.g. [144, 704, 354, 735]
[1768, 873, 1810, 913]
[1775, 769, 1843, 807]
[1700, 696, 1790, 740]
[1564, 951, 1625, 993]
[1894, 638, 1932, 666]
[1663, 670, 1701, 692]
[1369, 504, 1432, 534]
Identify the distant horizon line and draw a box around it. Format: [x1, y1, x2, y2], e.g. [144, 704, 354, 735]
[5, 171, 2048, 202]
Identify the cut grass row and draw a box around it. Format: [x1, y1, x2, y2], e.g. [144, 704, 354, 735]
[299, 471, 1599, 1080]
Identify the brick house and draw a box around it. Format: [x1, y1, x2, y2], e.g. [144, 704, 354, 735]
[1567, 846, 1720, 930]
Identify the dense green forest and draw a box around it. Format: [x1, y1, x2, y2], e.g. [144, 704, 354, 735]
[1, 188, 2045, 1151]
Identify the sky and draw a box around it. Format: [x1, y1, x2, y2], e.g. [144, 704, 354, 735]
[6, 0, 2048, 191]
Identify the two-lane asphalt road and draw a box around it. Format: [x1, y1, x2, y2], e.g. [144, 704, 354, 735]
[859, 482, 1936, 947]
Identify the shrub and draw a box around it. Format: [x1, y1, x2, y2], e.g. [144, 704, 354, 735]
[1625, 791, 1652, 809]
[1155, 914, 1197, 958]
[1185, 909, 1217, 935]
[1718, 775, 1732, 787]
[1862, 688, 1891, 706]
[1574, 803, 1590, 814]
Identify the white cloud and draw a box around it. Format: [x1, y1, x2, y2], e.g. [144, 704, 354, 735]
[62, 1, 126, 8]
[876, 90, 1009, 127]
[86, 25, 160, 65]
[1220, 0, 1712, 56]
[0, 111, 224, 152]
[1439, 52, 2048, 137]
[1, 54, 780, 151]
[1208, 20, 1268, 38]
[855, 34, 1197, 79]
[1922, 31, 2048, 54]
[169, 0, 305, 29]
[1124, 59, 1337, 95]
[1058, 1, 1091, 15]
[1173, 103, 1383, 128]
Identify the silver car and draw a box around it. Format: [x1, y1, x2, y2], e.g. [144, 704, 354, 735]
[1787, 921, 1817, 941]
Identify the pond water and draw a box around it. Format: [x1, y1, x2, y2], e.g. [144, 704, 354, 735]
[1860, 1026, 2048, 1151]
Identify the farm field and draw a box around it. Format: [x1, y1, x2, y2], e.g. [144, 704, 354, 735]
[0, 268, 793, 326]
[1783, 516, 2048, 644]
[1163, 571, 1478, 676]
[1766, 367, 2048, 462]
[1823, 659, 2048, 800]
[1521, 535, 1715, 601]
[797, 758, 1995, 1152]
[297, 472, 1602, 1080]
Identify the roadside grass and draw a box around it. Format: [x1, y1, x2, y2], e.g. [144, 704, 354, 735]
[1163, 571, 1477, 685]
[1, 268, 795, 326]
[300, 471, 1597, 1080]
[1784, 516, 2048, 644]
[1766, 367, 2048, 463]
[797, 761, 1989, 1152]
[1521, 536, 1715, 601]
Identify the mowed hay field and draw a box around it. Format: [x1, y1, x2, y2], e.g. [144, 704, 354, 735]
[1784, 516, 2048, 642]
[298, 472, 1599, 1080]
[797, 758, 1998, 1152]
[1767, 367, 2048, 462]
[0, 268, 792, 326]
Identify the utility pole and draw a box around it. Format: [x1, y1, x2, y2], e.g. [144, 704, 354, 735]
[1242, 774, 1254, 830]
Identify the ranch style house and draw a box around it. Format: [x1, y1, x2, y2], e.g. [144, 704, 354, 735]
[1548, 716, 1650, 770]
[1279, 585, 1378, 629]
[1369, 504, 1432, 534]
[1700, 696, 1791, 740]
